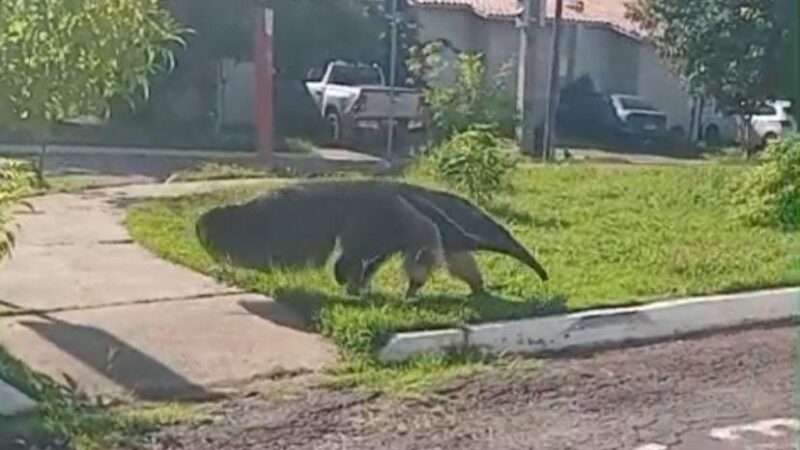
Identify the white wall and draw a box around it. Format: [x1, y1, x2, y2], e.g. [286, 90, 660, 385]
[415, 8, 483, 88]
[219, 58, 255, 126]
[415, 8, 483, 54]
[637, 43, 693, 131]
[413, 7, 694, 132]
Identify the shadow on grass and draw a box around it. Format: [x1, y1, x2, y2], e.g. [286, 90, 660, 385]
[261, 287, 568, 357]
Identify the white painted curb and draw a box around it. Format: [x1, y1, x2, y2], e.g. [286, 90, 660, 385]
[0, 379, 36, 417]
[378, 287, 800, 363]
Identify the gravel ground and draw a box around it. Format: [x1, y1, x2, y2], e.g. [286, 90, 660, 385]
[118, 325, 797, 450]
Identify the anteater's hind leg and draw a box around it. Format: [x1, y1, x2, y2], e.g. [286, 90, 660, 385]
[445, 251, 485, 295]
[393, 197, 446, 299]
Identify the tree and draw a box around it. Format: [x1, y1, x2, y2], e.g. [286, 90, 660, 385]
[778, 0, 799, 121]
[627, 0, 785, 149]
[0, 0, 187, 180]
[423, 53, 518, 143]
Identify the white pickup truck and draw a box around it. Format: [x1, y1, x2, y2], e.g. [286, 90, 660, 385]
[304, 61, 423, 154]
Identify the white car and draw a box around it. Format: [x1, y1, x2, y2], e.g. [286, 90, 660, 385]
[701, 100, 796, 148]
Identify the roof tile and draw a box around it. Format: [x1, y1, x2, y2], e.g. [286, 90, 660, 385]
[412, 0, 642, 38]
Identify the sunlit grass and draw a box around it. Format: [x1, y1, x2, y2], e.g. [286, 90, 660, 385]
[125, 163, 800, 360]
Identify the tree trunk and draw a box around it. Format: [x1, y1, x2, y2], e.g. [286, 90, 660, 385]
[35, 128, 49, 188]
[742, 115, 754, 159]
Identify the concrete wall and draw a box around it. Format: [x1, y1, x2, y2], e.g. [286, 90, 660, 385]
[219, 59, 255, 127]
[416, 8, 483, 54]
[484, 19, 519, 84]
[572, 26, 640, 94]
[637, 43, 693, 131]
[413, 7, 694, 131]
[415, 8, 517, 92]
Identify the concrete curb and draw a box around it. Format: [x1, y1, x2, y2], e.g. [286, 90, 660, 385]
[378, 287, 800, 363]
[0, 379, 36, 417]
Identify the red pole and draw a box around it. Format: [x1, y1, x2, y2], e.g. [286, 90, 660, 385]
[252, 4, 274, 166]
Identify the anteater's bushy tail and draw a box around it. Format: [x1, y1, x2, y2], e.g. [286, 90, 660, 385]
[400, 185, 549, 282]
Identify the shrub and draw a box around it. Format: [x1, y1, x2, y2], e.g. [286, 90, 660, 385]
[0, 158, 35, 259]
[732, 134, 800, 230]
[414, 128, 517, 205]
[423, 53, 517, 143]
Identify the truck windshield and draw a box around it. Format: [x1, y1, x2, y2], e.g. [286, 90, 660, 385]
[329, 66, 383, 86]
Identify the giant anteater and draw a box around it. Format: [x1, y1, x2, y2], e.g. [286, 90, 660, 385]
[195, 179, 548, 297]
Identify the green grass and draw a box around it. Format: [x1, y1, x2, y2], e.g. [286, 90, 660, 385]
[125, 163, 800, 363]
[165, 162, 271, 183]
[0, 346, 206, 450]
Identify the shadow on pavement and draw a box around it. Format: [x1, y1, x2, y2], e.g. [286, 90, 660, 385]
[17, 316, 221, 402]
[237, 298, 315, 333]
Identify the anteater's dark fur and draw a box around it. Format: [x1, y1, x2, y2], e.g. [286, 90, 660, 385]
[195, 180, 548, 296]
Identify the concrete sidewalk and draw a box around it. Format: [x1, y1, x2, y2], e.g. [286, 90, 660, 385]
[0, 180, 336, 401]
[0, 143, 391, 181]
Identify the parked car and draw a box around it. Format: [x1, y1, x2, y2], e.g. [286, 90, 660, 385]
[555, 91, 669, 148]
[304, 61, 423, 156]
[701, 99, 796, 148]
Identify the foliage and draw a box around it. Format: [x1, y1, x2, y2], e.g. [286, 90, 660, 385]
[365, 0, 420, 87]
[166, 163, 270, 183]
[0, 346, 204, 450]
[0, 0, 187, 130]
[126, 164, 800, 362]
[0, 158, 35, 260]
[406, 40, 446, 88]
[423, 53, 517, 143]
[733, 134, 800, 230]
[778, 0, 799, 114]
[627, 0, 784, 115]
[415, 128, 518, 205]
[284, 138, 318, 154]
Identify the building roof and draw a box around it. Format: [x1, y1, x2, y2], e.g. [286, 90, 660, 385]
[411, 0, 643, 39]
[548, 0, 642, 38]
[410, 0, 522, 20]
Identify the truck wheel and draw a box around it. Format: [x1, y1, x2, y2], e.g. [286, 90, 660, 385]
[762, 132, 778, 148]
[325, 109, 344, 146]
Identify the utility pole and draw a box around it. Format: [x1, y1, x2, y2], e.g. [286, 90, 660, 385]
[515, 0, 538, 155]
[385, 0, 399, 162]
[542, 0, 564, 162]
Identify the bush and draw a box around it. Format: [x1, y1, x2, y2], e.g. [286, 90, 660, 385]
[414, 128, 517, 205]
[423, 53, 517, 143]
[0, 159, 35, 259]
[733, 134, 800, 230]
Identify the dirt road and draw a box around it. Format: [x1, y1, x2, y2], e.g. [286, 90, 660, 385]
[124, 325, 797, 450]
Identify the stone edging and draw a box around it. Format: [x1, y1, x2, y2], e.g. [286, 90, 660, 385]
[378, 287, 800, 363]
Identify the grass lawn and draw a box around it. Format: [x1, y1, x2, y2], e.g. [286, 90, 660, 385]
[125, 163, 800, 362]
